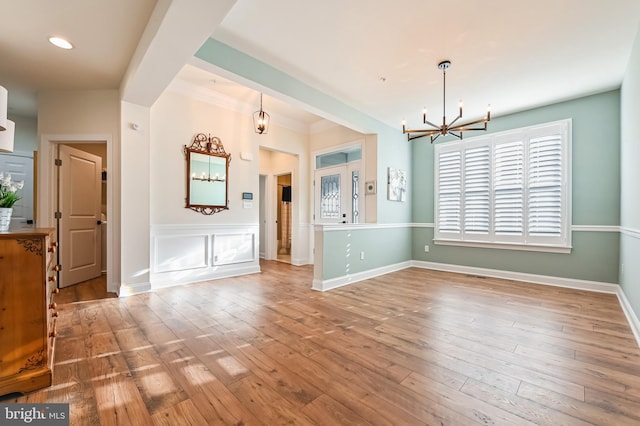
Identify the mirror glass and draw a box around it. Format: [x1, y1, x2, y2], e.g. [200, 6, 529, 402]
[185, 134, 230, 215]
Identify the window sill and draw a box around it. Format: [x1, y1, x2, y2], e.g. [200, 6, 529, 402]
[434, 239, 572, 254]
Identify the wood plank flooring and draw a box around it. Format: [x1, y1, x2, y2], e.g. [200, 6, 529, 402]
[3, 261, 640, 425]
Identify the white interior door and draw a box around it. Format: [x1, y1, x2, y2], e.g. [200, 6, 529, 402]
[58, 145, 102, 287]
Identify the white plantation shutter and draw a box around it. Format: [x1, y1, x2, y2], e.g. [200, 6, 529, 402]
[494, 141, 524, 236]
[437, 150, 462, 234]
[434, 119, 570, 250]
[463, 146, 490, 235]
[528, 134, 563, 237]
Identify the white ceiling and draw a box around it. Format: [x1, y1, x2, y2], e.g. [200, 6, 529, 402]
[1, 0, 640, 131]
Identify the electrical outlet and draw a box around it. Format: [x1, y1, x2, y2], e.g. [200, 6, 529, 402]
[424, 245, 430, 253]
[360, 251, 365, 260]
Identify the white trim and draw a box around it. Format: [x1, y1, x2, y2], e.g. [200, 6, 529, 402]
[571, 225, 620, 232]
[151, 264, 261, 290]
[152, 223, 259, 232]
[616, 288, 640, 347]
[411, 222, 435, 228]
[411, 260, 619, 293]
[312, 261, 412, 291]
[621, 226, 640, 239]
[434, 239, 572, 254]
[314, 222, 631, 235]
[117, 281, 151, 297]
[315, 222, 410, 232]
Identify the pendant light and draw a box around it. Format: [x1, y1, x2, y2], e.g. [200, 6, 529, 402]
[253, 93, 270, 134]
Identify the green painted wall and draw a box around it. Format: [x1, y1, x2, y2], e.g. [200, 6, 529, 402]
[620, 25, 640, 317]
[412, 90, 621, 284]
[413, 227, 619, 283]
[322, 227, 412, 280]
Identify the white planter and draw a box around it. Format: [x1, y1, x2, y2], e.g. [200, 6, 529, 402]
[0, 207, 12, 231]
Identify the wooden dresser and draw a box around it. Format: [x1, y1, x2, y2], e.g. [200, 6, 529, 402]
[0, 228, 58, 396]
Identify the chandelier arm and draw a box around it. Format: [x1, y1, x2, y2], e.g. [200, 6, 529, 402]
[449, 118, 489, 132]
[406, 128, 443, 141]
[423, 119, 442, 130]
[449, 125, 488, 133]
[449, 132, 463, 140]
[408, 133, 430, 141]
[403, 127, 441, 136]
[430, 133, 442, 143]
[446, 112, 463, 128]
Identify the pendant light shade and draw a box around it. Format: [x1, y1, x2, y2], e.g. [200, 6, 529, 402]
[0, 85, 7, 132]
[253, 93, 270, 134]
[0, 120, 15, 153]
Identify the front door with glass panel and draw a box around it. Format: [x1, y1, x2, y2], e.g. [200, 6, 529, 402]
[314, 161, 362, 224]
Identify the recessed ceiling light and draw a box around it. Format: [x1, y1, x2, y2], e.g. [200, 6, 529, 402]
[48, 36, 73, 50]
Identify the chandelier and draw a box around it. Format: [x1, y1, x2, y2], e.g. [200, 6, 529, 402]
[253, 93, 270, 134]
[402, 60, 490, 143]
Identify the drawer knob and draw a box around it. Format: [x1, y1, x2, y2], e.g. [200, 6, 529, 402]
[53, 265, 61, 272]
[49, 302, 57, 310]
[49, 330, 57, 338]
[52, 288, 60, 294]
[48, 242, 58, 253]
[48, 275, 57, 282]
[51, 311, 59, 318]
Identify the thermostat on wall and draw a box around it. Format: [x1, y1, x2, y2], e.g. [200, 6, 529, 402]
[242, 192, 253, 200]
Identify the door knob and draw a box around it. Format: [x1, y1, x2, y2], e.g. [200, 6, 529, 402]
[97, 220, 102, 225]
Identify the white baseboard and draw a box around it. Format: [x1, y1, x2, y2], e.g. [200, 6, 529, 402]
[117, 281, 152, 297]
[151, 263, 261, 290]
[616, 287, 640, 347]
[292, 256, 311, 266]
[411, 260, 619, 294]
[312, 261, 413, 291]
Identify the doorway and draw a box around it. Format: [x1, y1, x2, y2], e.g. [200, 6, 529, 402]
[57, 143, 107, 288]
[276, 173, 292, 263]
[313, 144, 364, 225]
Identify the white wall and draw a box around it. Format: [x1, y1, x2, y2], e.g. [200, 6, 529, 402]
[147, 89, 312, 284]
[620, 23, 640, 324]
[37, 89, 121, 293]
[120, 101, 151, 295]
[150, 90, 259, 224]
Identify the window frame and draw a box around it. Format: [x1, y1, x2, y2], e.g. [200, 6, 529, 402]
[434, 119, 572, 253]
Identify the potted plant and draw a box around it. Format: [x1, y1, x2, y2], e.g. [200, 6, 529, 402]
[0, 172, 24, 231]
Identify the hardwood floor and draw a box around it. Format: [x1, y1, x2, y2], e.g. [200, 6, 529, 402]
[4, 261, 640, 425]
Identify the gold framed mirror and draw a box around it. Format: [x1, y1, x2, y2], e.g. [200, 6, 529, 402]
[185, 133, 231, 215]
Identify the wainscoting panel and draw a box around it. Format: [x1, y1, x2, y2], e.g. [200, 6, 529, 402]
[151, 224, 260, 289]
[154, 234, 209, 273]
[213, 233, 254, 265]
